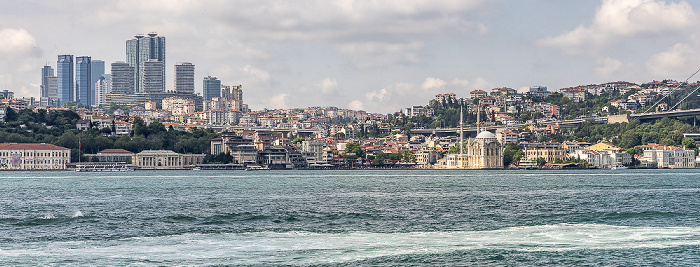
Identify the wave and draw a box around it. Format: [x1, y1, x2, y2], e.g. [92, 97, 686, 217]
[3, 224, 700, 265]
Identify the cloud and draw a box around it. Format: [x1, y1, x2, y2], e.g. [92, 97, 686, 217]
[348, 100, 364, 110]
[0, 28, 37, 54]
[595, 57, 624, 76]
[337, 41, 424, 68]
[421, 77, 447, 91]
[268, 93, 289, 109]
[242, 64, 271, 82]
[541, 0, 697, 53]
[361, 76, 494, 113]
[366, 88, 391, 102]
[319, 78, 338, 95]
[647, 43, 698, 77]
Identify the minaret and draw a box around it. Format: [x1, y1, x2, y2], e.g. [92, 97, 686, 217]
[476, 100, 481, 133]
[459, 104, 465, 168]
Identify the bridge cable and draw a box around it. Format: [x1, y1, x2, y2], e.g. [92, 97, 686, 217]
[644, 67, 700, 113]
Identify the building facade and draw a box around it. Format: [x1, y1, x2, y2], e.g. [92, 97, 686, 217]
[111, 61, 135, 94]
[126, 33, 166, 93]
[203, 76, 221, 101]
[0, 143, 70, 170]
[174, 62, 195, 94]
[41, 65, 54, 98]
[142, 59, 164, 93]
[466, 131, 504, 169]
[90, 59, 105, 105]
[95, 76, 110, 107]
[75, 56, 92, 107]
[133, 150, 203, 169]
[57, 55, 74, 105]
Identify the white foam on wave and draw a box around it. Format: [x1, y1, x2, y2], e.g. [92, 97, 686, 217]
[71, 210, 83, 218]
[2, 224, 700, 265]
[38, 214, 55, 220]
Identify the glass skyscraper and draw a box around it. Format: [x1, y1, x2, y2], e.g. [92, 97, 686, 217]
[126, 32, 165, 93]
[57, 55, 74, 106]
[41, 65, 54, 98]
[203, 76, 221, 101]
[90, 60, 105, 106]
[75, 56, 92, 107]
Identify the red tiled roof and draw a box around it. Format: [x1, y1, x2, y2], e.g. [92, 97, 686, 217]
[97, 149, 134, 154]
[0, 143, 69, 150]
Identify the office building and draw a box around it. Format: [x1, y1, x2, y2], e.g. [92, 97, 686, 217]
[142, 59, 164, 93]
[95, 76, 109, 107]
[110, 61, 135, 94]
[75, 56, 92, 107]
[57, 55, 74, 105]
[126, 32, 166, 93]
[174, 62, 195, 94]
[40, 65, 54, 98]
[203, 76, 221, 101]
[90, 60, 105, 106]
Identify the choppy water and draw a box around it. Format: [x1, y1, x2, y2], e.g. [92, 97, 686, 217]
[1, 169, 700, 265]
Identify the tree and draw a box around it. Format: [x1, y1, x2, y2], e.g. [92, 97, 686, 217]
[293, 137, 305, 144]
[400, 150, 416, 163]
[343, 142, 364, 159]
[502, 143, 522, 167]
[536, 157, 547, 166]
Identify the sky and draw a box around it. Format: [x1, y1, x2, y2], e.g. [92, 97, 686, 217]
[0, 0, 699, 113]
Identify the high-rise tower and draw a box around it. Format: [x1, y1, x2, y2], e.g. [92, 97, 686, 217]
[142, 59, 164, 93]
[174, 62, 195, 94]
[40, 65, 54, 98]
[126, 32, 165, 93]
[203, 76, 221, 101]
[57, 55, 74, 105]
[90, 60, 105, 106]
[110, 61, 135, 94]
[75, 56, 92, 107]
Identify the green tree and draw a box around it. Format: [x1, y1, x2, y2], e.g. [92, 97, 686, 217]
[399, 150, 416, 163]
[536, 157, 547, 166]
[502, 143, 522, 167]
[343, 142, 364, 159]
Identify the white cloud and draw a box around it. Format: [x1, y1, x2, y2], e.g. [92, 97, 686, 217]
[421, 77, 447, 91]
[268, 93, 289, 109]
[242, 65, 271, 82]
[348, 100, 365, 110]
[0, 28, 37, 54]
[319, 78, 338, 95]
[361, 77, 494, 113]
[337, 41, 424, 68]
[647, 43, 698, 77]
[541, 0, 697, 53]
[595, 57, 624, 76]
[365, 88, 391, 102]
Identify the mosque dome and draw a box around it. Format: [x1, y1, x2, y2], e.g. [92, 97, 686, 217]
[475, 131, 497, 139]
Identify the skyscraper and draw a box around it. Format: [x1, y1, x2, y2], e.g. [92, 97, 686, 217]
[174, 62, 195, 94]
[75, 56, 92, 107]
[203, 76, 221, 101]
[142, 59, 164, 93]
[90, 59, 105, 106]
[41, 65, 54, 98]
[95, 76, 109, 107]
[110, 61, 135, 94]
[126, 32, 165, 93]
[57, 55, 74, 105]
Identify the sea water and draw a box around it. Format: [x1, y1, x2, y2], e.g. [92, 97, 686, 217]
[1, 169, 700, 265]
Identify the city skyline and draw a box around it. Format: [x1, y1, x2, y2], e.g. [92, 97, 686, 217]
[0, 1, 699, 113]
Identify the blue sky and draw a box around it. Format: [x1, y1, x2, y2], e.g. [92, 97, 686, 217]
[0, 0, 698, 113]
